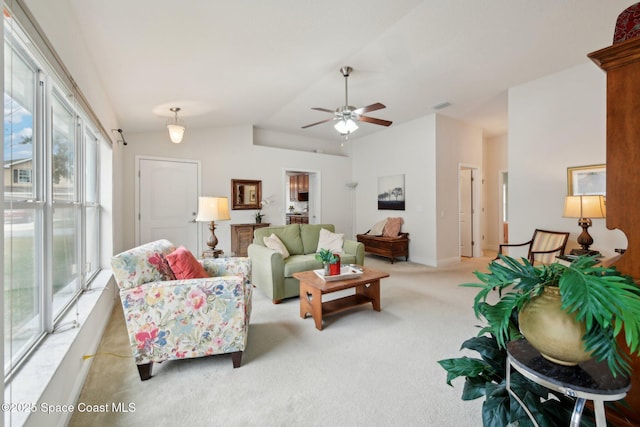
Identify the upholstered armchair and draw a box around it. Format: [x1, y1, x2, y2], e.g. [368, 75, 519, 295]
[110, 239, 252, 380]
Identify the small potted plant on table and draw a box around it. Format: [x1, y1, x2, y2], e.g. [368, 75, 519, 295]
[315, 248, 341, 276]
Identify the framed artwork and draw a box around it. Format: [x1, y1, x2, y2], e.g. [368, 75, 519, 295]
[231, 179, 262, 210]
[567, 164, 606, 196]
[378, 174, 405, 210]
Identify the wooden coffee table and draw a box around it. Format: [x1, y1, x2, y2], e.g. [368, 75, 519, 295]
[293, 266, 390, 330]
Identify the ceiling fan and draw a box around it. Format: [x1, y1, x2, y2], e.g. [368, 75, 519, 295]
[302, 66, 392, 136]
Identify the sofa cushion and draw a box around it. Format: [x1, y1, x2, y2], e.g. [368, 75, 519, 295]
[267, 224, 304, 255]
[166, 246, 210, 279]
[263, 233, 290, 259]
[300, 224, 335, 254]
[316, 228, 344, 254]
[283, 254, 323, 278]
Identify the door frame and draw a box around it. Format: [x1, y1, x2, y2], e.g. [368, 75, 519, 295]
[458, 163, 482, 258]
[498, 170, 508, 245]
[135, 155, 202, 248]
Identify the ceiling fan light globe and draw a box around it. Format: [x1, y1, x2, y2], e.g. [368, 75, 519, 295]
[335, 118, 358, 134]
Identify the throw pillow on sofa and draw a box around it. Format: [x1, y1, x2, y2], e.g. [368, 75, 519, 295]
[264, 233, 290, 259]
[316, 228, 344, 253]
[166, 246, 210, 279]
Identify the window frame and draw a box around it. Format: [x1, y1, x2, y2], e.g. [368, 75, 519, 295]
[3, 8, 103, 380]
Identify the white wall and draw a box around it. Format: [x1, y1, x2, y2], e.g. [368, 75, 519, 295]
[352, 114, 482, 266]
[352, 115, 436, 265]
[120, 126, 354, 252]
[435, 115, 484, 264]
[509, 63, 627, 256]
[483, 134, 508, 251]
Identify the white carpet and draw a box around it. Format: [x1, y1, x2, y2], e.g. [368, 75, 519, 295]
[68, 255, 490, 427]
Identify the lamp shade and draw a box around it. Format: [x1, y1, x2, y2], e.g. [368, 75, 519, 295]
[563, 195, 606, 218]
[195, 196, 231, 222]
[334, 118, 358, 134]
[167, 107, 186, 143]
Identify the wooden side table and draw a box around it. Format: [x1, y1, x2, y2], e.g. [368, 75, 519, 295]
[230, 223, 270, 257]
[506, 339, 630, 427]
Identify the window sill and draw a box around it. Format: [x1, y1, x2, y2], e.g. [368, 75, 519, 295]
[4, 270, 117, 427]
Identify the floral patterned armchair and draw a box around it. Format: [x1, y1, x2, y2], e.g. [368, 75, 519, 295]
[110, 239, 252, 380]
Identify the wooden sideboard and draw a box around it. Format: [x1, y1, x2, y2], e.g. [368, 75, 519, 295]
[230, 223, 270, 257]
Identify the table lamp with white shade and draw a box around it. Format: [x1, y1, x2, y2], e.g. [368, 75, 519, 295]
[195, 196, 231, 256]
[563, 195, 606, 256]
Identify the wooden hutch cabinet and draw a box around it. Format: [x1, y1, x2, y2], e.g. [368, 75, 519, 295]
[589, 36, 640, 426]
[230, 223, 270, 257]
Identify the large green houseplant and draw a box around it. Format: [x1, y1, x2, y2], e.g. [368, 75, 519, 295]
[439, 255, 640, 426]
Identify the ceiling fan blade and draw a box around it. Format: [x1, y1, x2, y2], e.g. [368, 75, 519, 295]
[353, 102, 386, 115]
[311, 107, 336, 113]
[301, 117, 334, 129]
[358, 116, 393, 127]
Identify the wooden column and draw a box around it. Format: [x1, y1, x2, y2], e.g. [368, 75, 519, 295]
[589, 37, 640, 426]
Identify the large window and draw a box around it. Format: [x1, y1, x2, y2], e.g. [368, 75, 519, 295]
[3, 8, 103, 378]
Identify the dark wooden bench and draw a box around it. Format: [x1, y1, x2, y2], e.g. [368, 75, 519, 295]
[356, 233, 409, 263]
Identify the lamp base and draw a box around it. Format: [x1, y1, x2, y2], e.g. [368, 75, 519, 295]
[569, 248, 601, 257]
[202, 249, 224, 259]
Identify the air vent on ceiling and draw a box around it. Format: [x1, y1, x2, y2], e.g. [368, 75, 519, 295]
[433, 102, 452, 110]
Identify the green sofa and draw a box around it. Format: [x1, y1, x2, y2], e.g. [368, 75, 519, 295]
[248, 224, 364, 303]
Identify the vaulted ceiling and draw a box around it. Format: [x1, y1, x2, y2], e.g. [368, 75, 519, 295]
[65, 0, 634, 142]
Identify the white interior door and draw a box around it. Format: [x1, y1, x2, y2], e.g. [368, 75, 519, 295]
[137, 157, 200, 253]
[459, 168, 473, 257]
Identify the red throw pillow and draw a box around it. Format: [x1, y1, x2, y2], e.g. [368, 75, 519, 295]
[383, 217, 404, 237]
[165, 246, 209, 279]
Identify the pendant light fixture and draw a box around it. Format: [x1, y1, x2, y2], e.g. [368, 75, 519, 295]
[167, 107, 186, 143]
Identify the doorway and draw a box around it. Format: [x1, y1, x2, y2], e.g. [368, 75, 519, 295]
[459, 165, 480, 258]
[136, 156, 201, 253]
[499, 170, 509, 244]
[284, 170, 321, 225]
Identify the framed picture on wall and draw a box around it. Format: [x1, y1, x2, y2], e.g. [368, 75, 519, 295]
[378, 174, 405, 210]
[567, 164, 606, 196]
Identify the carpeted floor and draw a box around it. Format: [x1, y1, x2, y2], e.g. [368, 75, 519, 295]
[68, 255, 491, 427]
